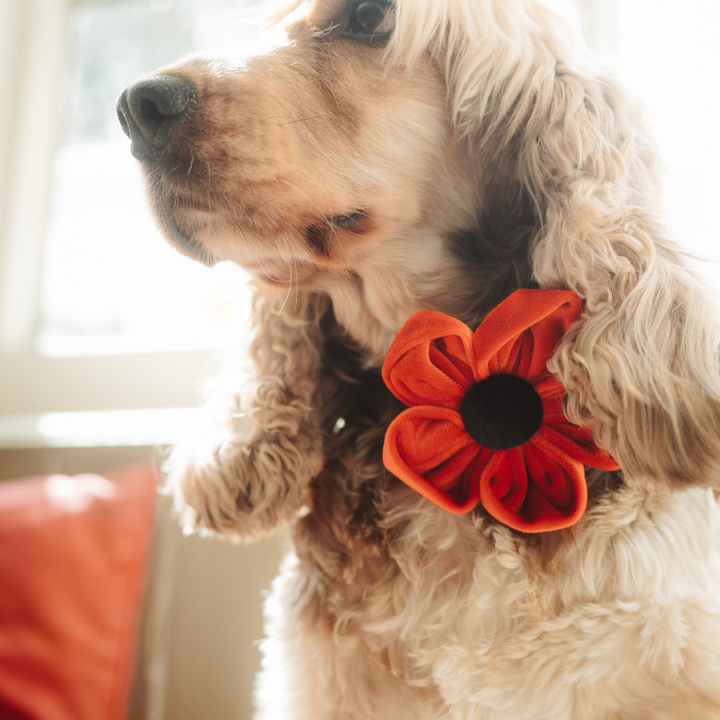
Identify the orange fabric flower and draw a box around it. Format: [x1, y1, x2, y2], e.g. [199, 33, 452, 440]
[382, 289, 619, 533]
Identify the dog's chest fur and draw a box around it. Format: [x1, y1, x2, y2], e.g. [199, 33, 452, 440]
[262, 448, 719, 718]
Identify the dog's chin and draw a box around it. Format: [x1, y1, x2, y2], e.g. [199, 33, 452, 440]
[157, 205, 325, 288]
[251, 269, 321, 291]
[155, 208, 219, 266]
[235, 253, 323, 290]
[168, 223, 218, 266]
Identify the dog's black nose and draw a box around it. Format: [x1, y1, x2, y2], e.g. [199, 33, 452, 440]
[117, 75, 195, 160]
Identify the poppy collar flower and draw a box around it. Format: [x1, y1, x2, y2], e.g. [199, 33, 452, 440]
[382, 289, 619, 533]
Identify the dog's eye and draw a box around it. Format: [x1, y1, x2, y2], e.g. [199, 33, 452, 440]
[330, 212, 363, 229]
[347, 1, 395, 38]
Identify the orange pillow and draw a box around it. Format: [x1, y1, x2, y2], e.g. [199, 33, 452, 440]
[0, 464, 158, 720]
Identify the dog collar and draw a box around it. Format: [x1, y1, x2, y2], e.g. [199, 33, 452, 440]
[381, 288, 619, 533]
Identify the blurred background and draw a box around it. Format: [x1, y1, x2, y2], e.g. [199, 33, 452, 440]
[0, 0, 718, 718]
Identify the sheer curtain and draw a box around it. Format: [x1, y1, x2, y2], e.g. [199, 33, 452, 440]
[613, 0, 720, 290]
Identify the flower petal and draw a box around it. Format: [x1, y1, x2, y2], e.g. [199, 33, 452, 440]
[485, 448, 527, 514]
[536, 423, 620, 471]
[534, 374, 566, 401]
[522, 442, 587, 527]
[383, 406, 484, 513]
[383, 311, 476, 409]
[473, 289, 582, 383]
[479, 440, 587, 533]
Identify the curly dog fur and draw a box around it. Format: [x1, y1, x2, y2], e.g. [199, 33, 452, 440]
[119, 0, 720, 716]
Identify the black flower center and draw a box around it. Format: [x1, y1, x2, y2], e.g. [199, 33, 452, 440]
[460, 374, 544, 450]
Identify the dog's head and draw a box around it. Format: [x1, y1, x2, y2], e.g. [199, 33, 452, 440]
[116, 0, 565, 357]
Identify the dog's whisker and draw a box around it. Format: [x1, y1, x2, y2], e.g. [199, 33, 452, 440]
[293, 257, 299, 309]
[277, 265, 294, 316]
[277, 178, 330, 223]
[279, 114, 332, 125]
[292, 164, 336, 219]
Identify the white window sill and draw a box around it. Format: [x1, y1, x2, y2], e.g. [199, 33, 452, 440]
[0, 407, 200, 449]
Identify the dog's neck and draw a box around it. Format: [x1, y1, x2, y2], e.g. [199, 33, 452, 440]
[315, 233, 531, 366]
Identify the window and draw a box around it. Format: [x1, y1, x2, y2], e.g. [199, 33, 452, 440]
[613, 0, 720, 289]
[0, 0, 262, 423]
[0, 0, 718, 436]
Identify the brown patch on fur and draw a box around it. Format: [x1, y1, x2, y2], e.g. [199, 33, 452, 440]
[305, 222, 333, 257]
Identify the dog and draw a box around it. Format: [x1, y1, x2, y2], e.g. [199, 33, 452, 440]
[117, 0, 720, 717]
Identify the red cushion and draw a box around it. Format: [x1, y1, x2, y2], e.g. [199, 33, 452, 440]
[0, 464, 158, 720]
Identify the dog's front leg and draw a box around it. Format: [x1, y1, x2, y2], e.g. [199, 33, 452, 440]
[166, 289, 329, 540]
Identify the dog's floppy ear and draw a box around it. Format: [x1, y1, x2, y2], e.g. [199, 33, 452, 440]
[525, 72, 720, 490]
[391, 0, 720, 489]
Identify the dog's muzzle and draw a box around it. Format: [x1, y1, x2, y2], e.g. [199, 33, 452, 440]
[117, 75, 195, 160]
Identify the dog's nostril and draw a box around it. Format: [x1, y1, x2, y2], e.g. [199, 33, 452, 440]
[117, 74, 196, 160]
[138, 97, 168, 128]
[132, 77, 194, 127]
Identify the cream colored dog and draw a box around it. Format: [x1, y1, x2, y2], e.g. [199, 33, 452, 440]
[118, 0, 720, 717]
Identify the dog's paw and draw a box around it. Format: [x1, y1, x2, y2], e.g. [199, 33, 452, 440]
[165, 403, 323, 540]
